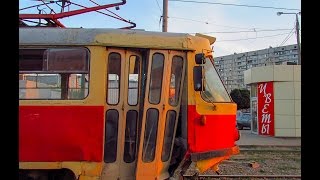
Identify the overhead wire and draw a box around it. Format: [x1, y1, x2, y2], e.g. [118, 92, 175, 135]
[216, 32, 292, 42]
[169, 16, 298, 32]
[19, 2, 53, 11]
[170, 16, 252, 30]
[170, 16, 209, 24]
[89, 0, 124, 20]
[167, 1, 300, 43]
[278, 26, 295, 46]
[155, 0, 163, 31]
[169, 0, 300, 11]
[186, 28, 293, 34]
[167, 0, 300, 56]
[71, 1, 125, 21]
[155, 0, 162, 12]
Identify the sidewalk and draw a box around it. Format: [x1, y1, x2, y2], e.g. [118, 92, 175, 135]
[236, 130, 301, 147]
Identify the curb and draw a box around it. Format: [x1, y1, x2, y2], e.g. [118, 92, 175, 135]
[238, 145, 301, 148]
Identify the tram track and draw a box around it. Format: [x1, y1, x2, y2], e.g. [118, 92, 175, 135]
[182, 174, 301, 179]
[178, 146, 301, 179]
[238, 145, 301, 151]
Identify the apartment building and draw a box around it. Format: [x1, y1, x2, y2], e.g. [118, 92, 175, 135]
[214, 44, 299, 93]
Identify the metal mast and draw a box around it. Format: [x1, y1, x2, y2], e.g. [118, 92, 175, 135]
[162, 0, 168, 32]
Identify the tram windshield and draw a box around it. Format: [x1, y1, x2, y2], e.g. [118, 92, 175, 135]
[201, 57, 231, 102]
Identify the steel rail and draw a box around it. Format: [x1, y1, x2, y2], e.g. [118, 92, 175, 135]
[239, 148, 301, 152]
[183, 174, 301, 178]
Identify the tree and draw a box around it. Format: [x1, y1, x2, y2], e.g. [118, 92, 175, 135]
[230, 88, 250, 110]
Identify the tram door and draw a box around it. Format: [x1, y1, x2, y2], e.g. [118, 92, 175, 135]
[136, 50, 186, 179]
[102, 49, 142, 180]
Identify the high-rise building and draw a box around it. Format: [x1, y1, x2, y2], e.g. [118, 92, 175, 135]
[214, 44, 299, 93]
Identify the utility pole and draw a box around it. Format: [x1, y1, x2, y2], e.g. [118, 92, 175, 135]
[245, 53, 248, 70]
[277, 12, 301, 65]
[162, 0, 168, 32]
[295, 13, 301, 65]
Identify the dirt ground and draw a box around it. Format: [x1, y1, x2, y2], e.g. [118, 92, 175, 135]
[216, 147, 301, 175]
[183, 146, 301, 179]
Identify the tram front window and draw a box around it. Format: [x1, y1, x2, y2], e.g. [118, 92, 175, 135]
[201, 57, 231, 102]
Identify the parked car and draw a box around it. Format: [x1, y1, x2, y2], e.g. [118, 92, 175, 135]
[237, 113, 252, 130]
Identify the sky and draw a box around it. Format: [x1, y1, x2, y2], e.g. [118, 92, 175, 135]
[19, 0, 301, 57]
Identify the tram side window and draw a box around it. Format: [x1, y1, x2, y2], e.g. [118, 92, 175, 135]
[19, 48, 89, 100]
[128, 55, 140, 105]
[68, 74, 89, 99]
[142, 108, 159, 162]
[107, 53, 121, 105]
[19, 73, 61, 99]
[123, 110, 138, 163]
[104, 109, 119, 163]
[149, 53, 164, 104]
[161, 110, 176, 162]
[168, 56, 183, 106]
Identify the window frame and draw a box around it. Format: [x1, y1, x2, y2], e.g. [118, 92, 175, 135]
[19, 47, 90, 100]
[200, 56, 232, 103]
[148, 53, 165, 105]
[106, 52, 122, 105]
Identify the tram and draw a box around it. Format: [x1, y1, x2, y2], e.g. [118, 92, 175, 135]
[19, 27, 240, 180]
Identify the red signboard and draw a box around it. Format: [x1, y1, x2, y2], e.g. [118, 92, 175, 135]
[257, 82, 274, 136]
